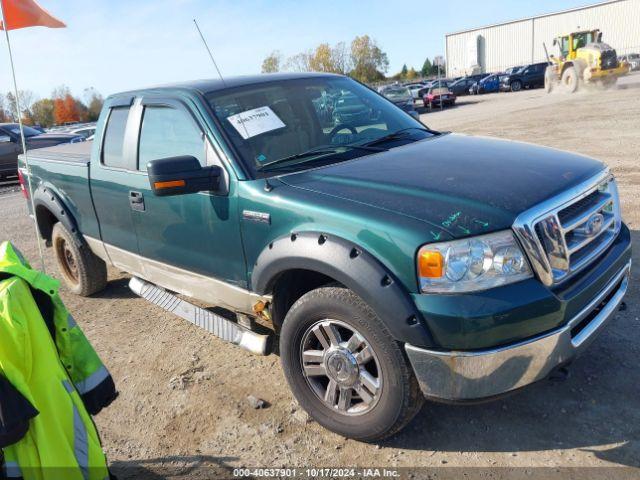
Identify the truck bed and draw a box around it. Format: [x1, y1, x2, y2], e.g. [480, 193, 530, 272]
[19, 140, 92, 165]
[18, 140, 101, 240]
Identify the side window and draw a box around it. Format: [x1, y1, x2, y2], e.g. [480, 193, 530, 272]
[102, 107, 130, 168]
[138, 106, 205, 171]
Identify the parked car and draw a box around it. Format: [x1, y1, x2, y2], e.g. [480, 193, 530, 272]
[20, 72, 631, 442]
[404, 82, 427, 100]
[0, 123, 84, 179]
[67, 123, 97, 139]
[504, 66, 524, 75]
[332, 93, 376, 126]
[449, 77, 477, 96]
[423, 85, 456, 109]
[500, 62, 549, 92]
[380, 85, 418, 115]
[619, 53, 640, 71]
[475, 73, 505, 94]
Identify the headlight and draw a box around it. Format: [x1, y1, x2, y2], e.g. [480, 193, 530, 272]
[417, 230, 532, 293]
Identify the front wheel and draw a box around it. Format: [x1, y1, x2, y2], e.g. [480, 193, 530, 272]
[562, 66, 579, 93]
[279, 285, 424, 441]
[510, 80, 522, 92]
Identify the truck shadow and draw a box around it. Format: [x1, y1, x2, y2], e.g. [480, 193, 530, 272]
[109, 455, 241, 480]
[383, 229, 639, 468]
[93, 277, 137, 300]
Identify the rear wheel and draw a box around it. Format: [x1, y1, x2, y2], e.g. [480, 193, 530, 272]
[510, 80, 522, 92]
[279, 285, 424, 441]
[52, 222, 107, 296]
[561, 66, 579, 93]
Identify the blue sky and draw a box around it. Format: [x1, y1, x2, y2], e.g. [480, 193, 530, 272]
[0, 0, 594, 99]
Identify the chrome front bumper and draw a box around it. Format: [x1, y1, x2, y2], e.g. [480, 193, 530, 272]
[405, 261, 631, 401]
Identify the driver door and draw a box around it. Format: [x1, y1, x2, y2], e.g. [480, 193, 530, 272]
[126, 96, 247, 288]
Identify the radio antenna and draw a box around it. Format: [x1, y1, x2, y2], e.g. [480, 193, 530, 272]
[193, 18, 227, 87]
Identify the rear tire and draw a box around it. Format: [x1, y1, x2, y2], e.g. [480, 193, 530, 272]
[562, 66, 579, 93]
[279, 285, 424, 441]
[52, 222, 107, 296]
[510, 80, 522, 92]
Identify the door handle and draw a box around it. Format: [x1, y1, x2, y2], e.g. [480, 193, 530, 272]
[129, 191, 145, 211]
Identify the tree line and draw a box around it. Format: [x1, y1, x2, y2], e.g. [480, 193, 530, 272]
[261, 35, 445, 84]
[0, 85, 104, 128]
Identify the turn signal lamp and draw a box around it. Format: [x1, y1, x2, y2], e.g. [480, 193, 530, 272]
[154, 179, 185, 190]
[418, 250, 443, 278]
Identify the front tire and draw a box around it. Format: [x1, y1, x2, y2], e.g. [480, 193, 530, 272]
[279, 285, 424, 441]
[562, 66, 579, 93]
[510, 80, 522, 92]
[52, 222, 107, 296]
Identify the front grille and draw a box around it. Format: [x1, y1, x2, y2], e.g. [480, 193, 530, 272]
[513, 171, 621, 286]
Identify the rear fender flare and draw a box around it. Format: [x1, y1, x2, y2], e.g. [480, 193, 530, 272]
[32, 183, 84, 248]
[251, 232, 434, 347]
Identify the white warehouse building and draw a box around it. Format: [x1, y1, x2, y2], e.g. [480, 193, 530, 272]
[445, 0, 640, 77]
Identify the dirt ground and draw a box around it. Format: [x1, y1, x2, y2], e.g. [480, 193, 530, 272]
[1, 74, 639, 479]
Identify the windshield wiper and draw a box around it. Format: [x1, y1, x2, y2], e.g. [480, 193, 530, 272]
[257, 144, 386, 171]
[360, 127, 432, 148]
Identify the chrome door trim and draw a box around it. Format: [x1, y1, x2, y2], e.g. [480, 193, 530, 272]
[83, 235, 268, 315]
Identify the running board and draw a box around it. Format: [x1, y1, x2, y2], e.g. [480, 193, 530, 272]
[129, 277, 269, 355]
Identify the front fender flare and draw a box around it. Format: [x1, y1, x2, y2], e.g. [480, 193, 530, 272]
[251, 232, 433, 347]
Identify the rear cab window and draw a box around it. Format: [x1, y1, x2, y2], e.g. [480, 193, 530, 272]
[102, 107, 131, 169]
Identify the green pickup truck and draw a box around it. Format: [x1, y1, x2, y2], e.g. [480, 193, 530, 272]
[19, 73, 631, 441]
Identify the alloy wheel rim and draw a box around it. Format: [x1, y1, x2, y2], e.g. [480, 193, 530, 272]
[300, 319, 382, 415]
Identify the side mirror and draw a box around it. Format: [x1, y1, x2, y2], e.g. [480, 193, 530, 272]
[147, 155, 221, 197]
[0, 135, 11, 143]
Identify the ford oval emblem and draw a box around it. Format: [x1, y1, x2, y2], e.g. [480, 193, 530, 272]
[584, 213, 605, 237]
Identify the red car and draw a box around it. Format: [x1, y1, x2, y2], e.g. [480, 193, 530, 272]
[423, 86, 456, 110]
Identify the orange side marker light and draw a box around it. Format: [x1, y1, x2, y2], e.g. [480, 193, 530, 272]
[419, 250, 443, 278]
[154, 180, 185, 189]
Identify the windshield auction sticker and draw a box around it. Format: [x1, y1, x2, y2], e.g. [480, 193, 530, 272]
[227, 106, 286, 140]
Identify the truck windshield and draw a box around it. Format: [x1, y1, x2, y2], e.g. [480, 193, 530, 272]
[206, 76, 432, 177]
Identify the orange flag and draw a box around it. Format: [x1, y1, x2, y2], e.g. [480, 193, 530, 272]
[0, 0, 65, 30]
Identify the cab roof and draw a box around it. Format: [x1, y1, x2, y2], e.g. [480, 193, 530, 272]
[110, 72, 342, 100]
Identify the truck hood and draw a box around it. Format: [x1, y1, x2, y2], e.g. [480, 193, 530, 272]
[277, 133, 605, 239]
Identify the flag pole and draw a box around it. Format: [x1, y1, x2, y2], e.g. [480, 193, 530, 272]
[0, 0, 46, 272]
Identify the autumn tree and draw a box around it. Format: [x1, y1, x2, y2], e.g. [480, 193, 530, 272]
[308, 42, 349, 74]
[31, 99, 55, 127]
[4, 90, 36, 122]
[406, 67, 418, 80]
[87, 94, 104, 121]
[0, 94, 8, 122]
[349, 35, 389, 83]
[53, 94, 80, 124]
[285, 51, 312, 72]
[261, 51, 282, 73]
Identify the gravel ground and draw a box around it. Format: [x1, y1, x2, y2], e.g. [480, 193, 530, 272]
[0, 75, 639, 479]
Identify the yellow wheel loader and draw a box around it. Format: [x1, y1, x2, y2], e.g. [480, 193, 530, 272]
[544, 29, 629, 93]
